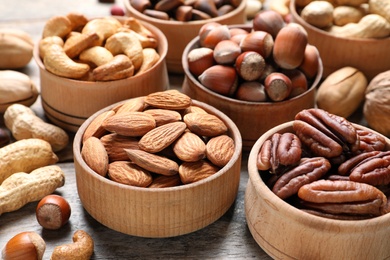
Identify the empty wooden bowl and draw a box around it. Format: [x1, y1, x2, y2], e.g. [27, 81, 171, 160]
[123, 0, 247, 74]
[73, 97, 242, 238]
[290, 0, 390, 81]
[34, 17, 169, 132]
[181, 25, 323, 151]
[246, 121, 390, 259]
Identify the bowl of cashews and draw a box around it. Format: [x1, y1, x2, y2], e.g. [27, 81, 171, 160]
[34, 13, 169, 132]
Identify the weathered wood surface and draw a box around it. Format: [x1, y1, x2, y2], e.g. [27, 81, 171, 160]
[0, 1, 271, 259]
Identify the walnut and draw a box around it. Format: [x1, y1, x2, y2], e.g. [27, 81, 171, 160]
[363, 70, 390, 137]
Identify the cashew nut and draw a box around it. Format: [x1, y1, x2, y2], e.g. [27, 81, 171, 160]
[38, 36, 64, 59]
[66, 12, 89, 31]
[42, 15, 72, 38]
[51, 230, 94, 260]
[81, 17, 122, 46]
[4, 104, 69, 152]
[105, 31, 143, 71]
[43, 44, 90, 79]
[92, 54, 134, 81]
[136, 48, 160, 75]
[79, 46, 114, 67]
[63, 32, 99, 59]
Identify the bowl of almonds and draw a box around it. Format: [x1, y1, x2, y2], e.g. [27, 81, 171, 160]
[290, 0, 390, 80]
[182, 16, 323, 151]
[73, 89, 242, 238]
[123, 0, 247, 73]
[246, 108, 390, 259]
[33, 13, 169, 132]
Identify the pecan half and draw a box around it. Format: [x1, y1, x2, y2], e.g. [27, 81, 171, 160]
[272, 157, 331, 199]
[349, 152, 390, 186]
[293, 108, 359, 159]
[257, 132, 302, 174]
[338, 150, 381, 176]
[356, 128, 386, 153]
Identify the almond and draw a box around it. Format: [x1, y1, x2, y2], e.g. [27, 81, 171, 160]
[82, 110, 114, 144]
[206, 135, 235, 167]
[148, 174, 182, 188]
[173, 132, 206, 162]
[100, 133, 139, 162]
[125, 149, 179, 176]
[81, 136, 109, 177]
[108, 161, 152, 187]
[179, 160, 220, 184]
[183, 112, 228, 137]
[183, 105, 208, 115]
[138, 121, 187, 153]
[144, 108, 182, 126]
[102, 111, 156, 136]
[144, 89, 192, 110]
[113, 96, 146, 114]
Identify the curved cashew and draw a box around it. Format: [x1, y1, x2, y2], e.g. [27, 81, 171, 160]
[51, 230, 94, 260]
[38, 36, 64, 59]
[118, 28, 158, 49]
[123, 17, 156, 39]
[66, 12, 89, 32]
[136, 48, 160, 75]
[81, 17, 122, 46]
[42, 15, 72, 39]
[79, 46, 114, 67]
[43, 44, 90, 79]
[64, 32, 99, 58]
[92, 54, 134, 81]
[105, 31, 143, 71]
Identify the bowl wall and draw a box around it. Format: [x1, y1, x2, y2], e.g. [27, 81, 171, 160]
[73, 99, 242, 238]
[290, 0, 390, 81]
[246, 122, 390, 259]
[34, 19, 169, 132]
[181, 25, 323, 151]
[123, 0, 247, 74]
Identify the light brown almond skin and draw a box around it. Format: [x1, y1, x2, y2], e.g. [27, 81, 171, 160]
[148, 174, 182, 188]
[102, 111, 156, 137]
[81, 136, 109, 177]
[100, 133, 139, 162]
[183, 105, 208, 115]
[144, 109, 182, 127]
[108, 161, 153, 187]
[179, 160, 220, 184]
[206, 135, 235, 167]
[82, 110, 114, 144]
[144, 89, 192, 110]
[113, 97, 146, 114]
[173, 132, 206, 162]
[138, 121, 187, 153]
[183, 113, 228, 137]
[125, 149, 179, 176]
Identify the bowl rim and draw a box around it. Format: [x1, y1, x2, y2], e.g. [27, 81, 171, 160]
[181, 24, 324, 107]
[290, 0, 390, 43]
[73, 98, 243, 193]
[33, 16, 168, 84]
[123, 0, 247, 26]
[247, 121, 390, 228]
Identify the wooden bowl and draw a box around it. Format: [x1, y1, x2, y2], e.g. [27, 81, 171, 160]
[290, 0, 390, 81]
[33, 19, 169, 133]
[123, 0, 247, 74]
[181, 25, 323, 151]
[246, 121, 390, 259]
[73, 98, 242, 238]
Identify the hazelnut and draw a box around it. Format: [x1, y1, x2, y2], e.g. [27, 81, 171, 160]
[213, 40, 241, 65]
[299, 44, 320, 79]
[235, 81, 267, 102]
[264, 72, 293, 101]
[239, 31, 274, 59]
[252, 10, 285, 38]
[199, 24, 231, 49]
[2, 232, 46, 260]
[187, 47, 215, 77]
[235, 51, 265, 81]
[198, 65, 238, 96]
[282, 69, 308, 98]
[36, 194, 71, 230]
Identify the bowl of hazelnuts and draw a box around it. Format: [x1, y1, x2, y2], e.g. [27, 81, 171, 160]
[123, 0, 247, 73]
[246, 108, 390, 259]
[181, 10, 323, 151]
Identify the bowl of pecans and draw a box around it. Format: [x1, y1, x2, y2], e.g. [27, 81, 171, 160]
[34, 14, 169, 132]
[73, 89, 242, 238]
[123, 0, 247, 73]
[246, 108, 390, 259]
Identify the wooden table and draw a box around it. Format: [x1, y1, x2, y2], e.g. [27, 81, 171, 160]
[0, 1, 272, 259]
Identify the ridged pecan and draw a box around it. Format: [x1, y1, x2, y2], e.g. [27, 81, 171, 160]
[293, 108, 359, 159]
[271, 157, 331, 199]
[257, 132, 302, 174]
[356, 128, 386, 153]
